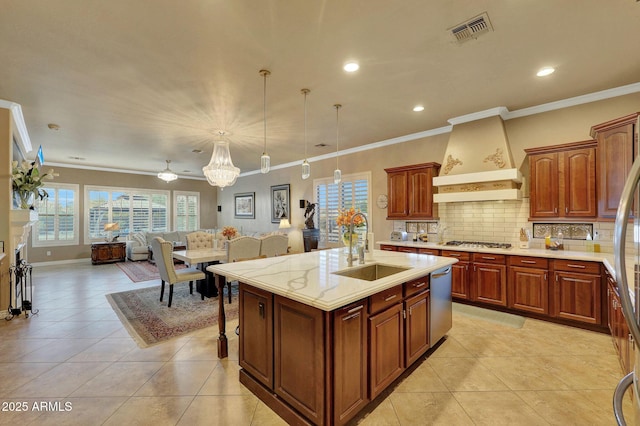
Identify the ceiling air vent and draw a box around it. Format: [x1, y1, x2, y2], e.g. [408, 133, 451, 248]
[450, 12, 493, 43]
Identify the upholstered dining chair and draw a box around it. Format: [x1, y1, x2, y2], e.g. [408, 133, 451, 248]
[224, 236, 262, 303]
[259, 234, 289, 257]
[151, 237, 205, 308]
[186, 231, 214, 249]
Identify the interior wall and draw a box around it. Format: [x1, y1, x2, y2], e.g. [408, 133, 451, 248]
[0, 109, 12, 311]
[28, 166, 218, 263]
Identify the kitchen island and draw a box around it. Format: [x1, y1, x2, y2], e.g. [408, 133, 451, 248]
[208, 248, 456, 425]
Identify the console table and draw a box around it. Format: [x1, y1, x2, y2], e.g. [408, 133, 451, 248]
[91, 241, 126, 264]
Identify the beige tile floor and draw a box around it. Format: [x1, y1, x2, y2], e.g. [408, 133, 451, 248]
[0, 262, 633, 425]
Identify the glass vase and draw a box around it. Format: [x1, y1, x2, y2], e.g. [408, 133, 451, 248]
[14, 191, 34, 209]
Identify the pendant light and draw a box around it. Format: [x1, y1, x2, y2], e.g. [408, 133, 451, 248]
[202, 131, 240, 189]
[260, 69, 271, 174]
[157, 160, 178, 182]
[301, 88, 311, 180]
[333, 104, 342, 184]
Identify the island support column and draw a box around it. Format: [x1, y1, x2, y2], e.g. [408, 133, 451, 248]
[216, 273, 228, 358]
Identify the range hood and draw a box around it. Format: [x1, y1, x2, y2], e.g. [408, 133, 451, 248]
[433, 108, 522, 203]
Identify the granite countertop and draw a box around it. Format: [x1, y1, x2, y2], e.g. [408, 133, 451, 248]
[377, 239, 615, 270]
[207, 248, 457, 311]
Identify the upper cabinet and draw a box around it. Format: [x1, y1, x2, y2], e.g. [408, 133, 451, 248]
[384, 163, 440, 220]
[526, 140, 597, 220]
[590, 113, 639, 220]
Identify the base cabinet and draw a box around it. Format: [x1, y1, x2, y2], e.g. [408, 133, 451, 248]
[471, 253, 507, 307]
[551, 260, 602, 325]
[507, 256, 550, 315]
[405, 290, 430, 366]
[442, 250, 470, 300]
[369, 303, 404, 398]
[239, 285, 273, 388]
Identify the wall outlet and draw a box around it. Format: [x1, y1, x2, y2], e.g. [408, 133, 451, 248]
[46, 251, 51, 256]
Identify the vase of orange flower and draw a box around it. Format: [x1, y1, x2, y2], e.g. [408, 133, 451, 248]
[336, 207, 365, 252]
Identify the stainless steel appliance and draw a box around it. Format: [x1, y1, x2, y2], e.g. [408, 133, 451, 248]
[430, 265, 452, 346]
[390, 231, 408, 241]
[612, 117, 640, 425]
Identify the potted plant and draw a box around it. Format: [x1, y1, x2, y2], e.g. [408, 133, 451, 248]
[11, 160, 57, 209]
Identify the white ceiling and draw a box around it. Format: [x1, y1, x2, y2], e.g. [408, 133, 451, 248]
[2, 0, 640, 179]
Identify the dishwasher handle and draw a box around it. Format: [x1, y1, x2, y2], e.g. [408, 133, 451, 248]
[431, 267, 452, 279]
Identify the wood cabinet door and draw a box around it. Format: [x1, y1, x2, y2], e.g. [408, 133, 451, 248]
[552, 271, 601, 324]
[563, 147, 597, 217]
[404, 290, 430, 366]
[274, 295, 326, 424]
[508, 266, 549, 315]
[369, 303, 404, 398]
[407, 168, 434, 218]
[596, 123, 634, 219]
[386, 171, 408, 218]
[451, 261, 470, 300]
[529, 152, 559, 218]
[333, 300, 369, 425]
[472, 263, 507, 306]
[239, 284, 273, 388]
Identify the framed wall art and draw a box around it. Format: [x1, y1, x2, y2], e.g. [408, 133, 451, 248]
[271, 184, 290, 223]
[234, 192, 255, 219]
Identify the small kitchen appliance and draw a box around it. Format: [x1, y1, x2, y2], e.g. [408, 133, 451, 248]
[390, 231, 408, 241]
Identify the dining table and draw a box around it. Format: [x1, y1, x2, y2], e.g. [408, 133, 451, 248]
[172, 248, 230, 357]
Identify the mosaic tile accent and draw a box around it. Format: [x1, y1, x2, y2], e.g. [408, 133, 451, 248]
[532, 223, 594, 240]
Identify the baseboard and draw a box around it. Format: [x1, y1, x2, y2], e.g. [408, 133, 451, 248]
[30, 258, 92, 267]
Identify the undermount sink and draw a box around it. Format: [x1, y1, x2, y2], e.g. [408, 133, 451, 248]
[332, 263, 411, 281]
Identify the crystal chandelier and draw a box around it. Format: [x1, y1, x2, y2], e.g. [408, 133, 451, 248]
[260, 69, 271, 174]
[157, 160, 178, 182]
[202, 132, 240, 189]
[301, 88, 311, 180]
[333, 104, 342, 184]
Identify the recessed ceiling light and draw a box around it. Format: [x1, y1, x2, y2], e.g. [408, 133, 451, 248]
[413, 105, 425, 112]
[192, 149, 203, 154]
[48, 123, 60, 130]
[536, 67, 555, 77]
[315, 143, 328, 148]
[343, 62, 359, 72]
[182, 170, 191, 173]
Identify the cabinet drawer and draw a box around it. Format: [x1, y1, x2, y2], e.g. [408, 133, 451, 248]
[508, 256, 549, 269]
[380, 244, 397, 251]
[369, 284, 403, 314]
[404, 276, 429, 298]
[441, 250, 471, 261]
[397, 246, 418, 253]
[472, 253, 506, 264]
[553, 259, 601, 275]
[418, 248, 440, 256]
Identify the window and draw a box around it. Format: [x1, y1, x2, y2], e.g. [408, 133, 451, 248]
[314, 172, 370, 245]
[84, 186, 170, 243]
[32, 183, 80, 247]
[174, 191, 200, 231]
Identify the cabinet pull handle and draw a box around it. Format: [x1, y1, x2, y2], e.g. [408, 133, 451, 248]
[565, 207, 568, 214]
[258, 302, 265, 319]
[384, 294, 397, 302]
[465, 265, 468, 271]
[554, 207, 558, 214]
[482, 256, 496, 260]
[343, 312, 361, 321]
[347, 305, 364, 314]
[413, 282, 427, 288]
[432, 267, 452, 278]
[629, 334, 634, 344]
[544, 273, 547, 281]
[566, 264, 586, 269]
[562, 277, 586, 283]
[403, 309, 407, 319]
[521, 260, 536, 264]
[449, 254, 461, 257]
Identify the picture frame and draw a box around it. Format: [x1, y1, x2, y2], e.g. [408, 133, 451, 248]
[234, 192, 255, 219]
[271, 184, 290, 223]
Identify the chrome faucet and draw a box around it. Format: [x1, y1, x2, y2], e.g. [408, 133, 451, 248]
[348, 212, 369, 267]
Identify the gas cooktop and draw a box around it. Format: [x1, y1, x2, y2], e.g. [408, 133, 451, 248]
[444, 240, 513, 249]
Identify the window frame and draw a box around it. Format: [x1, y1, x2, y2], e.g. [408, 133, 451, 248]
[83, 185, 171, 244]
[314, 171, 371, 246]
[32, 183, 80, 247]
[173, 190, 200, 232]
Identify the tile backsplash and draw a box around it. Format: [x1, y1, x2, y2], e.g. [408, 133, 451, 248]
[396, 198, 634, 254]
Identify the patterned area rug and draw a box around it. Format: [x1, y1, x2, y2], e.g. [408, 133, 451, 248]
[116, 261, 186, 283]
[106, 284, 238, 347]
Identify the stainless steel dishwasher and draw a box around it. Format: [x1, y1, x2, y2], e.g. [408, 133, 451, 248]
[430, 265, 452, 346]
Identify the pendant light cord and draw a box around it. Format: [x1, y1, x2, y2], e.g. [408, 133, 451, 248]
[335, 104, 341, 169]
[304, 90, 308, 159]
[263, 72, 267, 154]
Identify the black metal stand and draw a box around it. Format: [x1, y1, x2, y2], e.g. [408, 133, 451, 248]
[6, 259, 38, 320]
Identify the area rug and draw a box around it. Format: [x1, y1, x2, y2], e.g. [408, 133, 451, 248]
[116, 261, 186, 283]
[453, 302, 525, 328]
[106, 284, 238, 347]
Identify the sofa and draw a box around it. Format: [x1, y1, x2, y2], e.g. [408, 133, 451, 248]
[126, 230, 191, 261]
